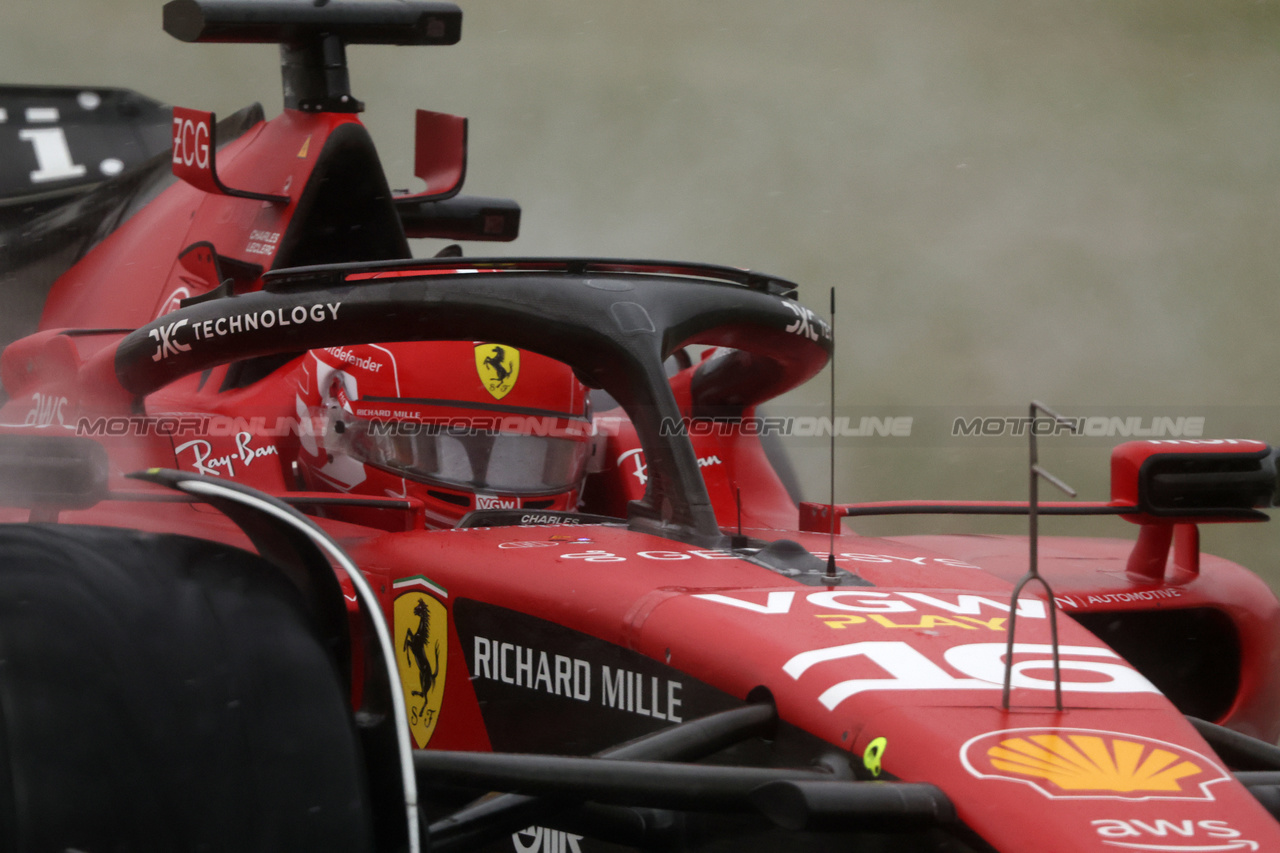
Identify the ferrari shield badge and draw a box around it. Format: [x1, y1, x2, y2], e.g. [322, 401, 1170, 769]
[475, 343, 520, 399]
[393, 576, 449, 748]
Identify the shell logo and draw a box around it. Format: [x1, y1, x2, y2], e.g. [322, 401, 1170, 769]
[960, 728, 1230, 801]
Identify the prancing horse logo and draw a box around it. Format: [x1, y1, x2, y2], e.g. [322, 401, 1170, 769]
[475, 343, 520, 400]
[393, 588, 448, 747]
[403, 597, 441, 724]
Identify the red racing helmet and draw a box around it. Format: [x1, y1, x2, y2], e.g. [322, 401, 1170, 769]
[294, 340, 592, 528]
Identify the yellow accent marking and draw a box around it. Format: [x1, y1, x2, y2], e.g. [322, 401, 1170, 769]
[956, 616, 1006, 631]
[863, 737, 887, 777]
[816, 614, 866, 629]
[297, 136, 311, 158]
[867, 614, 979, 630]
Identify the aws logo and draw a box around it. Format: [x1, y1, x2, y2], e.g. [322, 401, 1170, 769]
[393, 576, 449, 747]
[476, 343, 520, 399]
[961, 728, 1229, 801]
[1094, 819, 1257, 852]
[512, 826, 583, 853]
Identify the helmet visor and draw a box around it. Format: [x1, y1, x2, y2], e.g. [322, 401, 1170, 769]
[335, 415, 589, 495]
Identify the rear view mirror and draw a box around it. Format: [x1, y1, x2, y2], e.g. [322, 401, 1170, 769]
[1111, 440, 1276, 521]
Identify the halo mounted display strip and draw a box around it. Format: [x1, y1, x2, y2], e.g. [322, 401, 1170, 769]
[321, 256, 801, 298]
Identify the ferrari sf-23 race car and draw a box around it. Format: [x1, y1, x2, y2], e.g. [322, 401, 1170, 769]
[4, 2, 1280, 852]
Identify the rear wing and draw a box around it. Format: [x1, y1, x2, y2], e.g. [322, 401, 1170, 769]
[163, 0, 461, 112]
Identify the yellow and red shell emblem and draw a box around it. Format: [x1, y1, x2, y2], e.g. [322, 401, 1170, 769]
[961, 728, 1229, 800]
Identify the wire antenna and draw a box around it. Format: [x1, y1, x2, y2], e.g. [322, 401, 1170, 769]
[822, 287, 840, 586]
[736, 486, 743, 539]
[1001, 400, 1075, 711]
[730, 485, 749, 550]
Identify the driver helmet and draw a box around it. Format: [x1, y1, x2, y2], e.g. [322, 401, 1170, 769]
[294, 340, 592, 528]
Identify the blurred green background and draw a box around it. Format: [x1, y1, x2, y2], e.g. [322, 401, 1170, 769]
[3, 1, 1279, 581]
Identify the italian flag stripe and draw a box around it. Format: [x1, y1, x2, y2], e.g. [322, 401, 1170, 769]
[392, 575, 448, 598]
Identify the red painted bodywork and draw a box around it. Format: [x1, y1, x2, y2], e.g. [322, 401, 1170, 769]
[5, 46, 1280, 853]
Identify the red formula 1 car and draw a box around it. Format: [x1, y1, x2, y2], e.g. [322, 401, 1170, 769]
[3, 3, 1280, 852]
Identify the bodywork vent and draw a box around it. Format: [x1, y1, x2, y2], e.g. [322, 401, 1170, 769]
[1073, 607, 1240, 722]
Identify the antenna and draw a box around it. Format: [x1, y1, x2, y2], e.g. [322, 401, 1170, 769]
[1001, 400, 1075, 711]
[735, 486, 743, 539]
[822, 287, 840, 586]
[729, 485, 749, 550]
